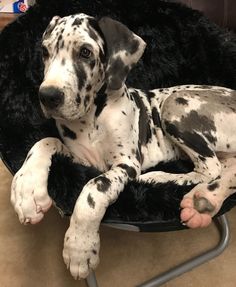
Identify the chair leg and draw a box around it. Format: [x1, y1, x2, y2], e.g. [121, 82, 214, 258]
[137, 214, 230, 287]
[85, 270, 99, 287]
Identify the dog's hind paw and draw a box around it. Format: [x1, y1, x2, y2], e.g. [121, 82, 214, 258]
[180, 183, 223, 228]
[180, 198, 212, 228]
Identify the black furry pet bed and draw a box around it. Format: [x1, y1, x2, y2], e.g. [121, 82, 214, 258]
[1, 0, 236, 232]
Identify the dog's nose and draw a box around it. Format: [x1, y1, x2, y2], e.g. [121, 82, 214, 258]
[39, 86, 64, 109]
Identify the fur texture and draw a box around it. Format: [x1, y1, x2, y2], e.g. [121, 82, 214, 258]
[1, 0, 236, 231]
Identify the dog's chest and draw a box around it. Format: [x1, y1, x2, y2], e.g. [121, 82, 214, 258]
[57, 120, 109, 171]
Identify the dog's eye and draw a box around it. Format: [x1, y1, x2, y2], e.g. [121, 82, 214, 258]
[80, 47, 92, 59]
[42, 46, 49, 59]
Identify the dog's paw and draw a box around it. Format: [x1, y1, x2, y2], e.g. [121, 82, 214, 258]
[180, 183, 222, 228]
[180, 197, 212, 228]
[11, 158, 52, 224]
[63, 224, 100, 279]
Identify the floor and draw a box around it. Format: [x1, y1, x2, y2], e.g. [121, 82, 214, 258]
[0, 160, 236, 287]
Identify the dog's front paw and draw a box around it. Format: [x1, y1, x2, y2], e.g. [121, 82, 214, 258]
[11, 157, 52, 224]
[63, 224, 100, 279]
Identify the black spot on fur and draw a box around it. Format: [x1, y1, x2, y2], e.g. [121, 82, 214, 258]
[60, 40, 64, 49]
[72, 18, 82, 26]
[128, 38, 139, 54]
[107, 56, 129, 90]
[94, 91, 107, 117]
[56, 34, 63, 53]
[135, 149, 144, 164]
[87, 193, 95, 208]
[84, 95, 90, 108]
[72, 49, 87, 90]
[198, 155, 206, 162]
[179, 111, 217, 144]
[164, 121, 215, 158]
[117, 164, 137, 179]
[25, 152, 32, 162]
[76, 93, 81, 105]
[207, 182, 219, 191]
[146, 91, 155, 103]
[87, 25, 99, 42]
[94, 176, 111, 192]
[131, 90, 152, 145]
[43, 18, 59, 39]
[86, 84, 92, 91]
[175, 97, 188, 105]
[99, 48, 106, 64]
[89, 60, 96, 70]
[61, 125, 77, 140]
[152, 107, 161, 128]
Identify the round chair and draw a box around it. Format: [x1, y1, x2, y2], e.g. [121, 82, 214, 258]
[0, 0, 236, 286]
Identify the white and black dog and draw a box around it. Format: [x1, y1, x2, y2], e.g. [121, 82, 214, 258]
[11, 13, 236, 279]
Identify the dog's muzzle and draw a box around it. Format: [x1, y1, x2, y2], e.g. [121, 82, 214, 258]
[39, 86, 64, 110]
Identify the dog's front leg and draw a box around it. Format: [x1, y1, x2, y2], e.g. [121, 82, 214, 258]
[11, 137, 86, 225]
[63, 163, 139, 279]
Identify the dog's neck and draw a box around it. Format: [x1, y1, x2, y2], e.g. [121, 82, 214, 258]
[58, 83, 130, 128]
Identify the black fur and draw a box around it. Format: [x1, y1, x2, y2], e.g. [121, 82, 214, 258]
[1, 0, 236, 231]
[61, 125, 77, 140]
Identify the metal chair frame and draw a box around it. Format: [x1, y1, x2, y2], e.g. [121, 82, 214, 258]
[85, 214, 230, 287]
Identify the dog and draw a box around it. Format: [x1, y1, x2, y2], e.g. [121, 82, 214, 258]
[10, 13, 236, 279]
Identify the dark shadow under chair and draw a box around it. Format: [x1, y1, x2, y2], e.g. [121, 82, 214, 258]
[0, 0, 236, 286]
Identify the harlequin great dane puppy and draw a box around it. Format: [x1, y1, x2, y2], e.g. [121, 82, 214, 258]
[11, 13, 236, 279]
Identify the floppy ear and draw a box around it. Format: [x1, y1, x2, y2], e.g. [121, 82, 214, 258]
[98, 17, 146, 91]
[43, 16, 61, 39]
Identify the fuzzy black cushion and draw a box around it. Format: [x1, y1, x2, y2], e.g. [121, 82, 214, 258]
[1, 0, 236, 231]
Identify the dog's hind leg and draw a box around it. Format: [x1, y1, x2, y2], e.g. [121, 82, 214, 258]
[139, 139, 222, 186]
[138, 127, 223, 228]
[181, 156, 236, 228]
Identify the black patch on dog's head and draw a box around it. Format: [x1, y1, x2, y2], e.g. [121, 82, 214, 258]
[98, 16, 146, 90]
[72, 18, 82, 26]
[106, 57, 129, 91]
[43, 16, 61, 40]
[72, 49, 87, 91]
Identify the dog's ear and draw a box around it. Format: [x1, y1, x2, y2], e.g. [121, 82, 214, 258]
[98, 17, 146, 91]
[43, 16, 61, 40]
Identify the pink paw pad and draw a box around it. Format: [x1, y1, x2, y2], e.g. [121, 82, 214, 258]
[180, 197, 213, 228]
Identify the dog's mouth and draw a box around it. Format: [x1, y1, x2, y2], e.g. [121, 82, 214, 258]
[40, 105, 63, 120]
[42, 108, 82, 122]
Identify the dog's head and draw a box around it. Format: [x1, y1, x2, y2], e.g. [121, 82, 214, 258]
[39, 13, 146, 121]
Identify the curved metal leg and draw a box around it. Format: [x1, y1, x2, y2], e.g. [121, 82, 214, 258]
[86, 271, 99, 287]
[137, 214, 230, 287]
